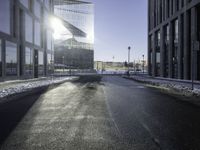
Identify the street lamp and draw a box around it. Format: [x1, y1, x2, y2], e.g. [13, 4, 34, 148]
[62, 56, 65, 74]
[128, 46, 131, 73]
[142, 55, 145, 74]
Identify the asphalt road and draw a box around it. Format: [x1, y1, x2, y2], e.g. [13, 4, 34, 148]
[1, 76, 200, 150]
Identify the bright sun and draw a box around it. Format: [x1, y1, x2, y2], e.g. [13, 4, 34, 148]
[50, 17, 72, 40]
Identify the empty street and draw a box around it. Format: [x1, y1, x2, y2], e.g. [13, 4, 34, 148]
[0, 76, 200, 150]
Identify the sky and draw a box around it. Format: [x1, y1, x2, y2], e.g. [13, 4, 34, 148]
[87, 0, 148, 62]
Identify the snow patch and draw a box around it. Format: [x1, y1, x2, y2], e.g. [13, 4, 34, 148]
[0, 77, 77, 100]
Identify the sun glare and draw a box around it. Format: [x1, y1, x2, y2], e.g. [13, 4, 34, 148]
[50, 17, 72, 40]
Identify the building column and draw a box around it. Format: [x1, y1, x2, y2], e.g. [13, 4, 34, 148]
[2, 40, 5, 78]
[170, 0, 173, 16]
[183, 11, 190, 80]
[168, 21, 173, 78]
[157, 0, 160, 24]
[166, 0, 169, 18]
[178, 15, 183, 79]
[179, 0, 182, 10]
[191, 7, 198, 80]
[148, 35, 151, 75]
[152, 32, 156, 77]
[160, 26, 165, 77]
[173, 0, 176, 13]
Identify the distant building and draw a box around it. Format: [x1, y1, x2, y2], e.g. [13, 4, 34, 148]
[53, 0, 94, 70]
[148, 0, 200, 80]
[0, 0, 54, 80]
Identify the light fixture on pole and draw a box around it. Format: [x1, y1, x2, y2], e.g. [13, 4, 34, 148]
[142, 55, 145, 74]
[128, 46, 131, 73]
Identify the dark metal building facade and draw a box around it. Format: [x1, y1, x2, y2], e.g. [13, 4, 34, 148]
[148, 0, 200, 80]
[0, 0, 54, 81]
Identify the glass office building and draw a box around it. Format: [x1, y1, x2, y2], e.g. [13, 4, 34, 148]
[148, 0, 200, 81]
[0, 0, 54, 80]
[53, 0, 94, 69]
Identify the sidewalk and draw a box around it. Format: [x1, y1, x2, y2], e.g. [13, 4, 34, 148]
[0, 76, 78, 103]
[124, 75, 200, 97]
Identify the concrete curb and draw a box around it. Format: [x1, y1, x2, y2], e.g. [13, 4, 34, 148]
[123, 76, 200, 106]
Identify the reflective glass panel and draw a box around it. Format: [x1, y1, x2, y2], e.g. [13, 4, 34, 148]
[47, 31, 52, 50]
[25, 47, 33, 76]
[0, 0, 10, 34]
[25, 14, 33, 43]
[156, 52, 161, 63]
[34, 21, 41, 46]
[6, 41, 17, 76]
[43, 10, 49, 25]
[38, 51, 44, 75]
[34, 0, 41, 18]
[44, 0, 50, 10]
[47, 53, 52, 74]
[0, 40, 2, 76]
[19, 0, 29, 8]
[175, 19, 179, 42]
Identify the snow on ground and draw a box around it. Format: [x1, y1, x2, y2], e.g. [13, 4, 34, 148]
[126, 75, 200, 97]
[0, 77, 77, 99]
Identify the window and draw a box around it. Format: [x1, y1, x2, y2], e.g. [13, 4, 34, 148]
[43, 10, 49, 25]
[44, 0, 50, 10]
[0, 0, 10, 34]
[156, 31, 161, 76]
[47, 30, 53, 50]
[176, 0, 179, 11]
[38, 51, 44, 75]
[156, 53, 160, 63]
[34, 0, 41, 18]
[19, 0, 29, 9]
[175, 19, 179, 43]
[156, 30, 161, 48]
[25, 47, 33, 76]
[0, 40, 2, 76]
[173, 19, 179, 78]
[34, 21, 41, 46]
[25, 14, 33, 43]
[47, 53, 52, 74]
[6, 41, 17, 76]
[166, 25, 170, 42]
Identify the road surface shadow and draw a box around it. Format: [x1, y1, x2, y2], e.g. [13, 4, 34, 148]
[73, 75, 102, 84]
[0, 92, 43, 145]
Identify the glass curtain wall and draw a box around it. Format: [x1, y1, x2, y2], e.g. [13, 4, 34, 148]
[54, 0, 94, 49]
[38, 51, 44, 75]
[34, 0, 41, 19]
[6, 41, 17, 76]
[0, 0, 11, 34]
[149, 35, 153, 75]
[25, 13, 33, 43]
[34, 21, 41, 46]
[47, 53, 52, 74]
[19, 0, 29, 9]
[164, 25, 169, 77]
[156, 30, 161, 76]
[173, 19, 179, 78]
[0, 40, 2, 76]
[25, 47, 33, 76]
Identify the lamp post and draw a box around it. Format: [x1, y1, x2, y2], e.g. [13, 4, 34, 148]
[128, 46, 131, 72]
[142, 55, 145, 74]
[62, 56, 65, 75]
